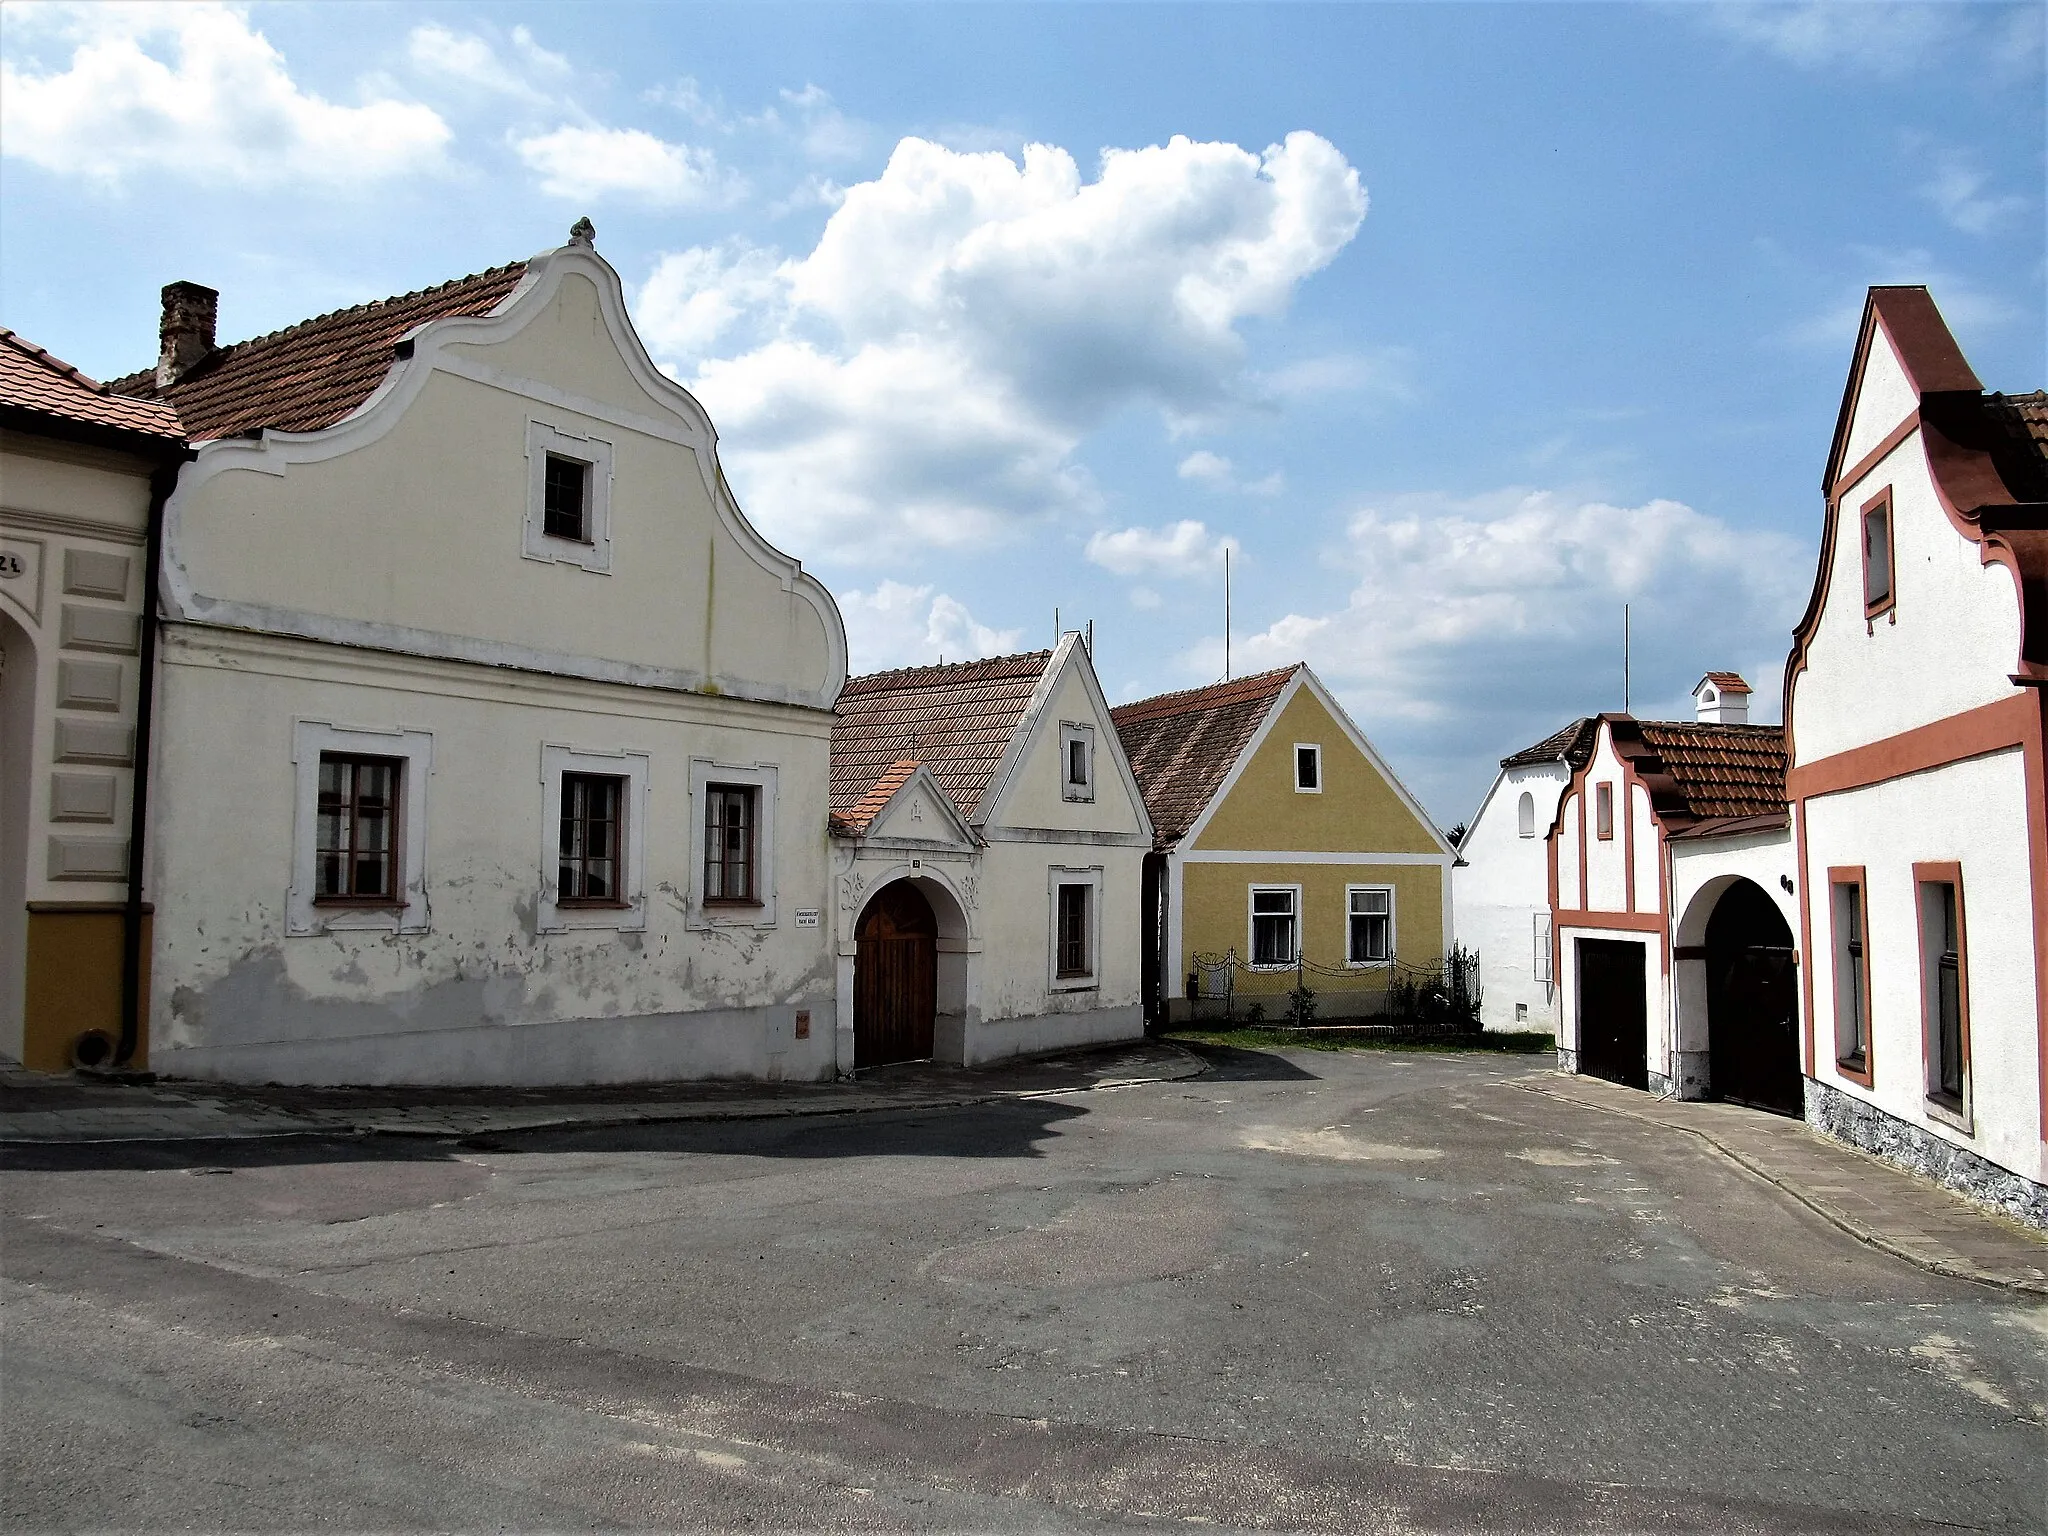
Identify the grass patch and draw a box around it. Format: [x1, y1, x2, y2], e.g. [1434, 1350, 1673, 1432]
[1165, 1027, 1557, 1056]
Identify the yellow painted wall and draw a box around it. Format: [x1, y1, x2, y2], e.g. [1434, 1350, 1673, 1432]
[1179, 860, 1444, 997]
[1192, 686, 1441, 855]
[23, 908, 147, 1071]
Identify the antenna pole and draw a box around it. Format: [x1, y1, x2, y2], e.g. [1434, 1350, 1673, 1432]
[1224, 547, 1232, 681]
[1623, 602, 1631, 715]
[1054, 606, 1060, 646]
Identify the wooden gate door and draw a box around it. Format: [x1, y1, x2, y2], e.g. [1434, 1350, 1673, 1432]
[854, 881, 937, 1067]
[1705, 881, 1802, 1116]
[1576, 938, 1648, 1089]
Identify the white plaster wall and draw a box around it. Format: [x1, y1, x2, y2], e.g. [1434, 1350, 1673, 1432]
[1631, 783, 1660, 911]
[1453, 762, 1568, 1030]
[1839, 326, 1919, 474]
[1581, 733, 1629, 913]
[1802, 748, 2043, 1184]
[1794, 433, 2024, 764]
[1556, 795, 1581, 909]
[149, 629, 839, 1086]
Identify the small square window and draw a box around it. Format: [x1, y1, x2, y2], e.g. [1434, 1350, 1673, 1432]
[315, 753, 400, 902]
[559, 772, 625, 904]
[1295, 744, 1321, 792]
[705, 784, 758, 903]
[543, 454, 590, 542]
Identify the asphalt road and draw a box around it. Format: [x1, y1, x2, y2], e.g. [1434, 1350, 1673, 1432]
[4, 1046, 2042, 1533]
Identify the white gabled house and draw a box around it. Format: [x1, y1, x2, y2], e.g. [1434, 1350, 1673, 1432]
[112, 222, 850, 1085]
[1786, 286, 2046, 1224]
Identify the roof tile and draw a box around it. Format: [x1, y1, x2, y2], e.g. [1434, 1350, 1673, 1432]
[1633, 720, 1787, 821]
[832, 652, 1053, 826]
[1108, 666, 1296, 846]
[0, 328, 183, 443]
[1501, 717, 1598, 772]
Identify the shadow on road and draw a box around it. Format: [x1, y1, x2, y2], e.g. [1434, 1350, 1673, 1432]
[1179, 1042, 1322, 1082]
[0, 1133, 469, 1176]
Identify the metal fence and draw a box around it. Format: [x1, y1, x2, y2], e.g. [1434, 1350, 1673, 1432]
[1180, 943, 1483, 1035]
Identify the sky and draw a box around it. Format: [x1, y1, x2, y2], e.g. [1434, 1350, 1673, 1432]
[2, 1, 2041, 824]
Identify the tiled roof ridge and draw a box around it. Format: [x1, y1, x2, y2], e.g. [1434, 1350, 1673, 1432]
[1698, 670, 1751, 690]
[1500, 716, 1596, 770]
[833, 759, 925, 837]
[1, 327, 113, 393]
[1108, 664, 1298, 724]
[841, 649, 1054, 695]
[106, 260, 529, 399]
[1637, 720, 1784, 740]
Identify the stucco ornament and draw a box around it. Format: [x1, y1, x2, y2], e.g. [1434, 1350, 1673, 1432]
[568, 216, 596, 248]
[960, 875, 979, 911]
[838, 868, 867, 912]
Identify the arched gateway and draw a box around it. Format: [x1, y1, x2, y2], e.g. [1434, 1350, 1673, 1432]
[1702, 879, 1800, 1115]
[854, 880, 938, 1066]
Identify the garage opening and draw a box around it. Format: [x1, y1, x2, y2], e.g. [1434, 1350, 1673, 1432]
[1576, 937, 1648, 1089]
[1705, 879, 1801, 1116]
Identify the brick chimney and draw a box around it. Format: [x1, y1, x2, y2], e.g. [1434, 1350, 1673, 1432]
[1693, 672, 1751, 725]
[156, 280, 218, 390]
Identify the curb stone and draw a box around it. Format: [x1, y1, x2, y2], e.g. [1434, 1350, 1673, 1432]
[1518, 1078, 2048, 1298]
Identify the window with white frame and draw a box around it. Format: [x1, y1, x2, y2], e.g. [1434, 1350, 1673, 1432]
[1048, 865, 1102, 988]
[1517, 790, 1536, 838]
[689, 758, 779, 927]
[288, 721, 432, 936]
[1294, 743, 1322, 793]
[1249, 886, 1299, 968]
[539, 745, 647, 932]
[524, 420, 614, 573]
[1060, 722, 1095, 802]
[1346, 885, 1394, 966]
[1533, 911, 1554, 987]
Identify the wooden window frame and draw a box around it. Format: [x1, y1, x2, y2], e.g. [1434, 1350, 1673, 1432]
[1248, 884, 1301, 970]
[1595, 782, 1615, 841]
[1047, 865, 1103, 990]
[1345, 884, 1395, 968]
[313, 752, 404, 907]
[1860, 487, 1896, 625]
[557, 771, 629, 908]
[542, 453, 592, 544]
[1913, 860, 1971, 1128]
[703, 782, 761, 907]
[1293, 743, 1322, 794]
[1828, 865, 1873, 1085]
[1055, 881, 1092, 978]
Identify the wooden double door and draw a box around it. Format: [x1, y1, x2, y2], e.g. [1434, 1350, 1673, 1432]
[854, 881, 937, 1067]
[1576, 938, 1648, 1090]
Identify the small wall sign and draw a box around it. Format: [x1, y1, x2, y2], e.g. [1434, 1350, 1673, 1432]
[794, 1009, 811, 1039]
[0, 553, 25, 579]
[794, 909, 820, 928]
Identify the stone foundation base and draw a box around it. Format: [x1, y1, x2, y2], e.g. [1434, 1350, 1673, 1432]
[1805, 1078, 2048, 1230]
[1556, 1046, 1579, 1074]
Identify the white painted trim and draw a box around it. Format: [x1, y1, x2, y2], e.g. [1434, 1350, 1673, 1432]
[159, 241, 848, 711]
[1167, 848, 1185, 997]
[1182, 849, 1453, 866]
[980, 633, 1154, 843]
[538, 743, 648, 933]
[1247, 882, 1303, 971]
[1059, 720, 1096, 802]
[1292, 741, 1323, 793]
[1047, 863, 1105, 992]
[523, 418, 613, 573]
[1344, 882, 1396, 968]
[688, 756, 780, 928]
[832, 762, 979, 852]
[287, 720, 432, 936]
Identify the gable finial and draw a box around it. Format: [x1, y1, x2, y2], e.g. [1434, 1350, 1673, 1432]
[568, 216, 596, 248]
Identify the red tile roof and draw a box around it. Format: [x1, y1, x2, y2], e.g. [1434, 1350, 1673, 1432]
[1501, 716, 1598, 772]
[1698, 671, 1751, 695]
[830, 760, 922, 838]
[0, 328, 183, 444]
[1632, 720, 1787, 821]
[1982, 390, 2048, 501]
[1109, 666, 1297, 847]
[106, 263, 528, 440]
[832, 652, 1053, 828]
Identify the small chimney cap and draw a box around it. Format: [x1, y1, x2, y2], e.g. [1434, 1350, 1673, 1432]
[568, 216, 596, 248]
[1693, 671, 1751, 697]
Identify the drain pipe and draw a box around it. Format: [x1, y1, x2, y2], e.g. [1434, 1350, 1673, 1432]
[116, 454, 185, 1068]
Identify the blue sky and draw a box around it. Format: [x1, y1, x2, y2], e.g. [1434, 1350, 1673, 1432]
[3, 1, 2041, 822]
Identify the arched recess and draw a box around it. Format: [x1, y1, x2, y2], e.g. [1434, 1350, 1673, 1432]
[0, 608, 35, 1061]
[850, 872, 974, 1068]
[1678, 876, 1801, 1116]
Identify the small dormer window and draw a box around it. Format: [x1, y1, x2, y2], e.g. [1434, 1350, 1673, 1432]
[1060, 722, 1095, 802]
[1702, 688, 1716, 705]
[543, 454, 590, 542]
[1861, 489, 1894, 618]
[1294, 743, 1322, 793]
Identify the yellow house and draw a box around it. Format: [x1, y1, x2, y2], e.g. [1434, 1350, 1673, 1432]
[1112, 664, 1456, 1022]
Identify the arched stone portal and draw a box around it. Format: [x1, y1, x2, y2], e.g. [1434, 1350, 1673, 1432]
[1703, 879, 1801, 1115]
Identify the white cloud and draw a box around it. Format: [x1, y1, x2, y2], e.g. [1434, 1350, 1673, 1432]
[774, 83, 868, 162]
[406, 23, 567, 102]
[835, 580, 1025, 674]
[1176, 488, 1810, 813]
[0, 2, 449, 188]
[1779, 248, 2023, 351]
[515, 124, 741, 206]
[1177, 450, 1284, 497]
[1128, 586, 1164, 611]
[1700, 3, 1955, 77]
[643, 131, 1365, 561]
[637, 242, 787, 356]
[1086, 520, 1241, 579]
[1918, 157, 2028, 236]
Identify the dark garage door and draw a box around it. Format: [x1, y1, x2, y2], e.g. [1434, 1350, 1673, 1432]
[1577, 937, 1648, 1090]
